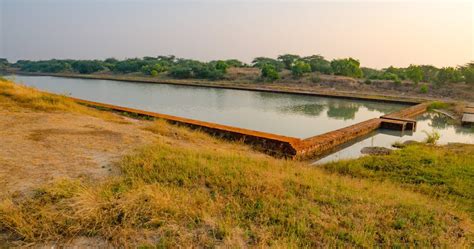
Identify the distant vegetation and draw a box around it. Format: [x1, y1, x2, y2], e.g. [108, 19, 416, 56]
[1, 55, 473, 86]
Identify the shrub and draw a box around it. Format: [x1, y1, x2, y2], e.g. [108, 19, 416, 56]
[364, 79, 372, 85]
[420, 85, 428, 93]
[436, 67, 462, 85]
[169, 66, 193, 79]
[303, 55, 332, 74]
[422, 130, 441, 144]
[277, 54, 301, 69]
[394, 79, 402, 86]
[261, 64, 280, 82]
[291, 61, 311, 77]
[311, 75, 322, 84]
[428, 101, 449, 111]
[406, 65, 423, 84]
[460, 62, 474, 85]
[330, 58, 363, 78]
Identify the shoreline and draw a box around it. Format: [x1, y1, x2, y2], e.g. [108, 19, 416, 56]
[10, 71, 424, 105]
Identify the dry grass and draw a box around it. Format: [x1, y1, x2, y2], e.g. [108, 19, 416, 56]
[0, 77, 120, 122]
[0, 78, 473, 247]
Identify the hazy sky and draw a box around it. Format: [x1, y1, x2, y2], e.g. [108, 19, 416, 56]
[0, 0, 472, 68]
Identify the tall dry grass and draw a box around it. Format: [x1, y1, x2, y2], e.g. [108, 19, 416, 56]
[0, 79, 472, 247]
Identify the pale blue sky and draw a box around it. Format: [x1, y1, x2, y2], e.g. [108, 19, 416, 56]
[0, 0, 472, 68]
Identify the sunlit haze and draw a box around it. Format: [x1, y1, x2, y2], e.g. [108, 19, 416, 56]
[1, 0, 472, 68]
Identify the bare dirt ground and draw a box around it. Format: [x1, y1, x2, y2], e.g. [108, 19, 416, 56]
[0, 107, 156, 198]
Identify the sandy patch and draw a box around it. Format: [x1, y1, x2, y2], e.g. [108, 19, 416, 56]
[0, 109, 156, 196]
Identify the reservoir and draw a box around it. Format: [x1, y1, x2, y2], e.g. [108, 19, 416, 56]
[10, 75, 408, 139]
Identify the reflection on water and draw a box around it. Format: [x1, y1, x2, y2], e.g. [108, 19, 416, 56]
[10, 75, 408, 138]
[326, 102, 359, 120]
[316, 112, 474, 164]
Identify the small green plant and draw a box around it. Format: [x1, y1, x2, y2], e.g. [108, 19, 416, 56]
[422, 130, 440, 144]
[310, 75, 322, 83]
[428, 101, 449, 111]
[420, 85, 428, 93]
[394, 79, 402, 86]
[364, 79, 372, 85]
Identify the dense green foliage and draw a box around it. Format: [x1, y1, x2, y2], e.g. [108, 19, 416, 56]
[460, 62, 474, 85]
[252, 57, 284, 71]
[303, 55, 332, 74]
[291, 61, 311, 77]
[277, 54, 300, 69]
[260, 64, 280, 81]
[406, 65, 423, 84]
[330, 58, 363, 78]
[0, 58, 9, 72]
[6, 55, 474, 85]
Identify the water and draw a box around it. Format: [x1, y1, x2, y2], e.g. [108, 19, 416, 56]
[9, 75, 408, 139]
[317, 112, 474, 164]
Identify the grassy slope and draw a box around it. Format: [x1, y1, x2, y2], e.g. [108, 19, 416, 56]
[322, 143, 474, 218]
[0, 78, 473, 247]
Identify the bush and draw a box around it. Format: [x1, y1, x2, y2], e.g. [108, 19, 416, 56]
[394, 79, 402, 86]
[303, 55, 332, 74]
[460, 62, 474, 85]
[420, 85, 428, 93]
[261, 64, 280, 82]
[291, 61, 311, 77]
[311, 75, 322, 84]
[428, 101, 449, 111]
[406, 65, 423, 84]
[169, 66, 193, 79]
[277, 54, 300, 69]
[423, 130, 441, 144]
[436, 67, 462, 85]
[364, 79, 372, 85]
[330, 58, 363, 78]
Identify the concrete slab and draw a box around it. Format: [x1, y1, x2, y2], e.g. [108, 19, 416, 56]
[462, 113, 474, 124]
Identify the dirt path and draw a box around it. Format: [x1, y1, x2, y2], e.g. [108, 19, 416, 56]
[0, 108, 156, 196]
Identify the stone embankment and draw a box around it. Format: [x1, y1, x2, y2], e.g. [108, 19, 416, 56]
[71, 96, 430, 159]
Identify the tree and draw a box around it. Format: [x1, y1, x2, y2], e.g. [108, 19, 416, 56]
[330, 58, 363, 78]
[460, 62, 474, 85]
[214, 61, 229, 73]
[71, 60, 105, 74]
[277, 54, 300, 69]
[252, 57, 284, 71]
[384, 66, 406, 80]
[406, 65, 423, 84]
[436, 67, 462, 85]
[291, 61, 311, 77]
[225, 59, 245, 68]
[361, 67, 382, 79]
[169, 66, 193, 79]
[419, 65, 439, 83]
[261, 64, 280, 81]
[303, 55, 332, 74]
[0, 58, 9, 72]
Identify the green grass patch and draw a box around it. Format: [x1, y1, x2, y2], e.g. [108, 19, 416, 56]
[1, 142, 472, 247]
[428, 101, 450, 111]
[322, 143, 474, 217]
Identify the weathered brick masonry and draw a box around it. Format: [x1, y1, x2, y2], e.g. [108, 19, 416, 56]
[70, 98, 430, 159]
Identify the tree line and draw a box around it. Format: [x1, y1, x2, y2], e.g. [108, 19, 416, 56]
[1, 55, 473, 85]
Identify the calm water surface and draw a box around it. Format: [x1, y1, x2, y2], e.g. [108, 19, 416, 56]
[10, 75, 408, 138]
[317, 112, 474, 163]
